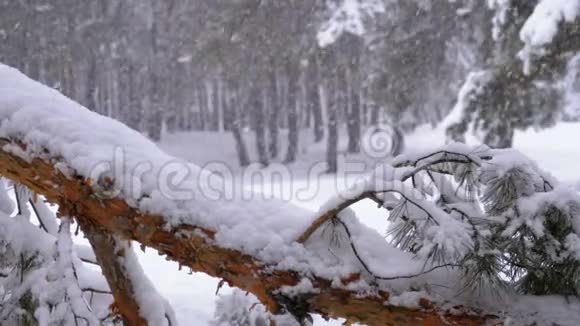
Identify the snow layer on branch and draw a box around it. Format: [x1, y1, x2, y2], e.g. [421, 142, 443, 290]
[519, 0, 580, 73]
[0, 63, 438, 296]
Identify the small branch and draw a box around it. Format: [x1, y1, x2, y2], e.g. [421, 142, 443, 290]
[78, 219, 148, 325]
[335, 218, 460, 281]
[297, 191, 380, 243]
[82, 287, 112, 295]
[395, 150, 487, 169]
[375, 190, 441, 226]
[298, 186, 443, 245]
[400, 158, 479, 183]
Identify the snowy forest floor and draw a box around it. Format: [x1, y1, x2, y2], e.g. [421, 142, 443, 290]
[119, 122, 580, 325]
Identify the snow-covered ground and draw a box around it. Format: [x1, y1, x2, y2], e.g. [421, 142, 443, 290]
[141, 122, 580, 325]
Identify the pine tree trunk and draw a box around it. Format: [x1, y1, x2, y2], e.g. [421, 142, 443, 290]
[198, 83, 208, 131]
[147, 112, 163, 142]
[211, 80, 220, 131]
[147, 65, 162, 142]
[85, 55, 98, 113]
[309, 58, 324, 143]
[216, 78, 224, 132]
[370, 101, 381, 126]
[268, 68, 280, 158]
[346, 66, 361, 153]
[326, 78, 338, 174]
[226, 86, 250, 167]
[361, 87, 368, 126]
[284, 65, 299, 164]
[126, 63, 145, 133]
[252, 87, 270, 166]
[221, 82, 233, 131]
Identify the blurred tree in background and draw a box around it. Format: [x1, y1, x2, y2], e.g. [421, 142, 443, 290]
[1, 0, 579, 163]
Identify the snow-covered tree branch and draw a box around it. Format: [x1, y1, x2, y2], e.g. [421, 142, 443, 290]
[0, 61, 580, 324]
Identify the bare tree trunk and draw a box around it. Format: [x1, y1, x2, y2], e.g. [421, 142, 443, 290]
[198, 83, 208, 131]
[147, 74, 163, 142]
[284, 64, 299, 164]
[370, 101, 381, 126]
[302, 78, 311, 129]
[361, 87, 369, 125]
[85, 55, 99, 113]
[251, 86, 270, 166]
[308, 58, 324, 143]
[211, 80, 220, 131]
[268, 68, 280, 158]
[126, 63, 145, 133]
[326, 77, 338, 174]
[206, 81, 216, 131]
[142, 23, 162, 142]
[347, 66, 361, 153]
[216, 78, 224, 132]
[165, 113, 177, 134]
[219, 81, 233, 132]
[226, 85, 250, 167]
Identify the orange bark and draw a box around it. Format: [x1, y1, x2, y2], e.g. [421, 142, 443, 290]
[79, 219, 148, 326]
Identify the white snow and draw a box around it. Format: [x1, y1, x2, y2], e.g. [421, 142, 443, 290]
[0, 63, 456, 323]
[4, 63, 580, 325]
[387, 291, 429, 309]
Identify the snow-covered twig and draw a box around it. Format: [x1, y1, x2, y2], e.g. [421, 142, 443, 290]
[334, 217, 461, 281]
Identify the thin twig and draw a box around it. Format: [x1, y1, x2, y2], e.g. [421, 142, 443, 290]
[335, 218, 460, 281]
[297, 192, 379, 243]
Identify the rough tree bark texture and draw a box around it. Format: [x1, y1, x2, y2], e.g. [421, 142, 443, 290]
[79, 220, 148, 326]
[0, 139, 497, 326]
